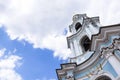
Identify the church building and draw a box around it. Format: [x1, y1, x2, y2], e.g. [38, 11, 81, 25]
[56, 14, 120, 80]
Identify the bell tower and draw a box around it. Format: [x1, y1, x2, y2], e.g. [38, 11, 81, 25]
[57, 14, 120, 80]
[67, 14, 100, 64]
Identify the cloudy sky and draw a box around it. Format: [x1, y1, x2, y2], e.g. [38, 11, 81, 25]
[0, 0, 120, 80]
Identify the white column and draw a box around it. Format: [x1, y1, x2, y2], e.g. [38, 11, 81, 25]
[105, 52, 120, 76]
[74, 40, 80, 56]
[70, 42, 75, 57]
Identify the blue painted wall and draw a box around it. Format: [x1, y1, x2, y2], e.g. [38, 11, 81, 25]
[103, 61, 118, 77]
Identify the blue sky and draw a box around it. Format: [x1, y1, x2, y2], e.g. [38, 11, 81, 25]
[0, 0, 120, 80]
[0, 27, 66, 80]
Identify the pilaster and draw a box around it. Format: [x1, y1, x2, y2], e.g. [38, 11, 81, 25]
[102, 45, 120, 76]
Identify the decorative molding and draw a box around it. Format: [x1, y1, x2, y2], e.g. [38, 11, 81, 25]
[101, 38, 120, 59]
[56, 63, 76, 79]
[91, 24, 120, 51]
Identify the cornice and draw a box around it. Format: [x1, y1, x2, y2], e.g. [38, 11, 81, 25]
[91, 24, 120, 51]
[56, 63, 76, 79]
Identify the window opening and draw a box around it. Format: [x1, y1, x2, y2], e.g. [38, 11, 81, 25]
[95, 75, 112, 80]
[75, 22, 82, 31]
[81, 36, 91, 51]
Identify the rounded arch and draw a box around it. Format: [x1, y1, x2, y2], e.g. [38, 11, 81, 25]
[90, 71, 116, 80]
[80, 36, 91, 52]
[95, 75, 111, 80]
[75, 22, 82, 31]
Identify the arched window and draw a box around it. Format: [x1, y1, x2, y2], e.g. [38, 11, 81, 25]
[95, 75, 111, 80]
[81, 36, 91, 51]
[75, 22, 82, 31]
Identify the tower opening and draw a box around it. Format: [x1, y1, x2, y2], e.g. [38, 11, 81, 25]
[95, 75, 112, 80]
[75, 22, 82, 31]
[81, 36, 91, 51]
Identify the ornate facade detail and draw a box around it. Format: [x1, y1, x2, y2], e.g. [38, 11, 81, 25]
[113, 38, 120, 50]
[101, 38, 120, 59]
[56, 14, 120, 80]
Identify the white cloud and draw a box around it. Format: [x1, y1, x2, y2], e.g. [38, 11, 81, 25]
[0, 48, 22, 80]
[0, 0, 120, 59]
[0, 48, 6, 57]
[42, 34, 71, 60]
